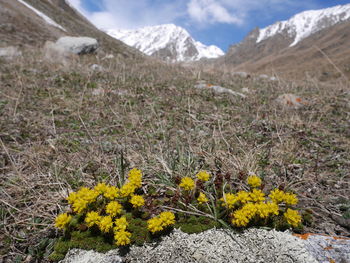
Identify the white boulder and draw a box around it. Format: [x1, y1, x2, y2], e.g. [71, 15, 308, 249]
[0, 46, 22, 59]
[55, 36, 98, 55]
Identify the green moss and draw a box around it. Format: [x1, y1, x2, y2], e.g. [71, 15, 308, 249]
[48, 252, 65, 262]
[175, 215, 220, 234]
[50, 231, 116, 262]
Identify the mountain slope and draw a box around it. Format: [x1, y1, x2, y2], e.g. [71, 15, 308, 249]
[220, 4, 350, 80]
[0, 0, 143, 58]
[106, 24, 224, 62]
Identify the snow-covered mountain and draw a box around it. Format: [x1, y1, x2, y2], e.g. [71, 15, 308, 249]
[224, 3, 350, 66]
[257, 4, 350, 46]
[106, 24, 224, 62]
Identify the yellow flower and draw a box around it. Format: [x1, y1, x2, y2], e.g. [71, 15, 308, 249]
[103, 186, 119, 200]
[147, 217, 164, 233]
[220, 193, 237, 209]
[128, 168, 142, 188]
[269, 189, 285, 204]
[236, 191, 251, 204]
[55, 213, 72, 229]
[114, 216, 128, 231]
[85, 211, 101, 227]
[67, 192, 78, 205]
[99, 216, 113, 233]
[247, 175, 262, 188]
[196, 170, 211, 181]
[231, 209, 250, 227]
[120, 182, 136, 197]
[159, 211, 175, 226]
[249, 189, 265, 203]
[106, 201, 123, 217]
[284, 192, 298, 205]
[72, 199, 88, 214]
[130, 195, 145, 208]
[197, 192, 209, 204]
[114, 230, 131, 246]
[231, 203, 257, 227]
[284, 208, 301, 227]
[76, 187, 99, 203]
[255, 202, 270, 218]
[94, 182, 108, 194]
[266, 202, 279, 216]
[179, 177, 195, 191]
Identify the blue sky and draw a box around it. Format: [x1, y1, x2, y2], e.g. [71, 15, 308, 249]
[67, 0, 350, 52]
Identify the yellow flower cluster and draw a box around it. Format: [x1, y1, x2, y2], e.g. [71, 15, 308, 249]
[249, 189, 265, 203]
[114, 230, 131, 246]
[269, 189, 298, 205]
[55, 213, 72, 229]
[196, 171, 211, 181]
[284, 208, 301, 227]
[197, 192, 209, 204]
[130, 195, 145, 208]
[104, 185, 120, 200]
[55, 169, 148, 247]
[231, 201, 280, 227]
[106, 201, 123, 217]
[179, 177, 195, 191]
[247, 175, 262, 188]
[147, 211, 176, 233]
[114, 216, 128, 231]
[114, 216, 131, 246]
[67, 187, 99, 214]
[99, 216, 113, 233]
[220, 193, 237, 209]
[119, 168, 143, 197]
[85, 211, 101, 227]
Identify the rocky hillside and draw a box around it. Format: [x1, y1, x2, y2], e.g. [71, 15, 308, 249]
[220, 4, 350, 80]
[106, 24, 224, 62]
[0, 0, 142, 58]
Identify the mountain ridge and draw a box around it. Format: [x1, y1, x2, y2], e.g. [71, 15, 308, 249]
[106, 24, 224, 62]
[217, 3, 350, 80]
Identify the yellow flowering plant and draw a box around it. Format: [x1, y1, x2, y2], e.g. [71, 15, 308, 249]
[52, 168, 305, 261]
[175, 171, 302, 231]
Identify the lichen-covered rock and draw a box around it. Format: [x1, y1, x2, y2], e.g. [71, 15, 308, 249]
[126, 228, 317, 263]
[59, 229, 350, 263]
[58, 249, 122, 263]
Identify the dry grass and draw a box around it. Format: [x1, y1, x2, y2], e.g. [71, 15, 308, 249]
[0, 49, 349, 262]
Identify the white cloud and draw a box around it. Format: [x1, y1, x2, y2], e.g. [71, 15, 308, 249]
[187, 0, 243, 25]
[66, 0, 321, 29]
[187, 0, 319, 26]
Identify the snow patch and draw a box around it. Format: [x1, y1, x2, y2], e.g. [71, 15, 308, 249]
[16, 0, 66, 31]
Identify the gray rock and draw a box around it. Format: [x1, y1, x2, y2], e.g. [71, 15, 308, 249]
[233, 71, 250, 78]
[0, 46, 22, 59]
[59, 249, 122, 263]
[194, 81, 246, 98]
[55, 36, 98, 55]
[90, 64, 104, 71]
[298, 233, 350, 263]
